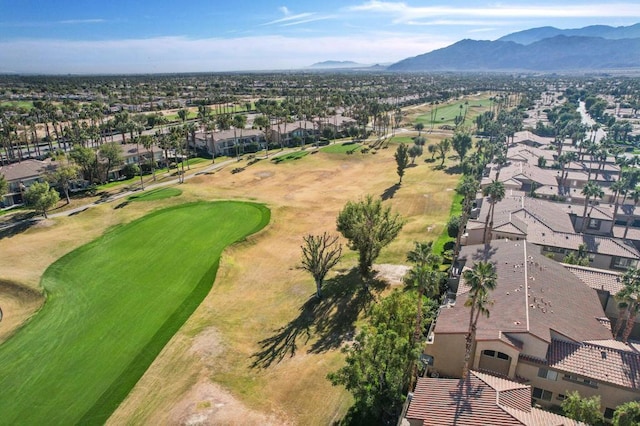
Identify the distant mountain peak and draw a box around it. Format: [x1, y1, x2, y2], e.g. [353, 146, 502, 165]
[386, 22, 640, 73]
[308, 60, 361, 69]
[498, 22, 640, 45]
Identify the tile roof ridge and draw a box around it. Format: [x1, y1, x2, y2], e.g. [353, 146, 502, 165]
[523, 242, 530, 332]
[562, 263, 621, 275]
[583, 339, 640, 355]
[517, 208, 556, 231]
[601, 235, 640, 256]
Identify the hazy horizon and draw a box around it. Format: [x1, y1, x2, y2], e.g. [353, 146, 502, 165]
[1, 0, 640, 74]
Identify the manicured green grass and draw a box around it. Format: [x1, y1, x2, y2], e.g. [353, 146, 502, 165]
[271, 151, 309, 164]
[0, 100, 34, 110]
[389, 136, 415, 145]
[186, 157, 210, 166]
[0, 201, 270, 425]
[416, 99, 492, 127]
[127, 187, 182, 202]
[432, 191, 463, 256]
[97, 176, 140, 190]
[320, 141, 361, 154]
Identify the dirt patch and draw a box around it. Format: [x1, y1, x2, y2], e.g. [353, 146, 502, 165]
[188, 327, 224, 365]
[254, 171, 274, 179]
[32, 219, 54, 229]
[373, 264, 410, 286]
[169, 380, 291, 426]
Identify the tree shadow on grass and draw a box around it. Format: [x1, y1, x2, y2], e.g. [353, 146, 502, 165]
[381, 183, 400, 200]
[444, 164, 462, 175]
[0, 219, 38, 240]
[250, 269, 387, 369]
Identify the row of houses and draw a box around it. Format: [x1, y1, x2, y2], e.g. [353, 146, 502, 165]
[1, 114, 358, 207]
[0, 143, 165, 207]
[403, 130, 640, 424]
[191, 115, 356, 157]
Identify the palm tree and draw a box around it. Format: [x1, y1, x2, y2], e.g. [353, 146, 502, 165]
[461, 261, 497, 379]
[140, 134, 156, 181]
[624, 188, 640, 239]
[580, 182, 605, 233]
[482, 180, 505, 244]
[611, 178, 628, 223]
[614, 268, 640, 342]
[232, 114, 247, 160]
[453, 176, 480, 261]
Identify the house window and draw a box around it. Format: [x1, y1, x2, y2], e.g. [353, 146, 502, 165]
[532, 387, 552, 401]
[587, 218, 601, 230]
[537, 368, 558, 381]
[557, 394, 566, 401]
[543, 246, 566, 254]
[611, 257, 637, 270]
[481, 350, 510, 361]
[563, 374, 598, 388]
[604, 408, 615, 419]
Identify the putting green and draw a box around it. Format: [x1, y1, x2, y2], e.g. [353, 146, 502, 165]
[0, 201, 270, 425]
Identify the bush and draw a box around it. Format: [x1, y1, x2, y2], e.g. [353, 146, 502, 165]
[121, 164, 140, 179]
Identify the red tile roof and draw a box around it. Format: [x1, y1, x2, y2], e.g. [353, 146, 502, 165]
[436, 241, 612, 345]
[563, 264, 623, 294]
[545, 339, 640, 390]
[405, 371, 581, 426]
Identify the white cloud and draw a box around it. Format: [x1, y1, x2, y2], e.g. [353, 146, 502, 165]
[405, 19, 513, 26]
[279, 6, 291, 16]
[349, 1, 640, 23]
[0, 34, 453, 74]
[280, 15, 335, 27]
[58, 19, 106, 25]
[263, 12, 315, 26]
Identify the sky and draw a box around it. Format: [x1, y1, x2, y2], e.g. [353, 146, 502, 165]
[1, 0, 640, 74]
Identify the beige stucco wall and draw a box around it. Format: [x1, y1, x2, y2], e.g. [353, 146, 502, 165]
[427, 333, 466, 378]
[463, 226, 484, 246]
[517, 360, 640, 413]
[510, 332, 549, 360]
[473, 340, 521, 378]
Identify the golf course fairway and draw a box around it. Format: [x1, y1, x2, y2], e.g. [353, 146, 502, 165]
[0, 201, 270, 425]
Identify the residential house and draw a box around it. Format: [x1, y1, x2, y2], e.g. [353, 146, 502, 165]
[402, 371, 581, 426]
[265, 120, 317, 147]
[427, 240, 640, 417]
[193, 129, 265, 157]
[106, 143, 166, 181]
[466, 192, 640, 271]
[0, 159, 55, 207]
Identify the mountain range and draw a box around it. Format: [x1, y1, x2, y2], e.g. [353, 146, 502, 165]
[387, 23, 640, 72]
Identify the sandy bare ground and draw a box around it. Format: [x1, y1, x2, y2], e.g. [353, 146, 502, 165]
[0, 280, 44, 342]
[2, 137, 459, 425]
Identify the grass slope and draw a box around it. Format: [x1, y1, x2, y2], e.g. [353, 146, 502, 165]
[415, 99, 492, 127]
[127, 187, 182, 202]
[320, 141, 361, 154]
[0, 201, 269, 425]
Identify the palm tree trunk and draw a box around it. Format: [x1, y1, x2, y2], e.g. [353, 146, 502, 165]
[613, 308, 627, 339]
[581, 197, 590, 233]
[461, 302, 476, 380]
[483, 204, 492, 244]
[622, 310, 637, 343]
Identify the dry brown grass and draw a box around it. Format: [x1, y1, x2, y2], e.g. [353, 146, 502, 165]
[1, 138, 460, 425]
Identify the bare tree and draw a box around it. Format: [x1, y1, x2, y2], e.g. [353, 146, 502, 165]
[300, 232, 343, 299]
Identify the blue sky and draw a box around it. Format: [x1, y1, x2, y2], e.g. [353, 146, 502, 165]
[1, 0, 640, 74]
